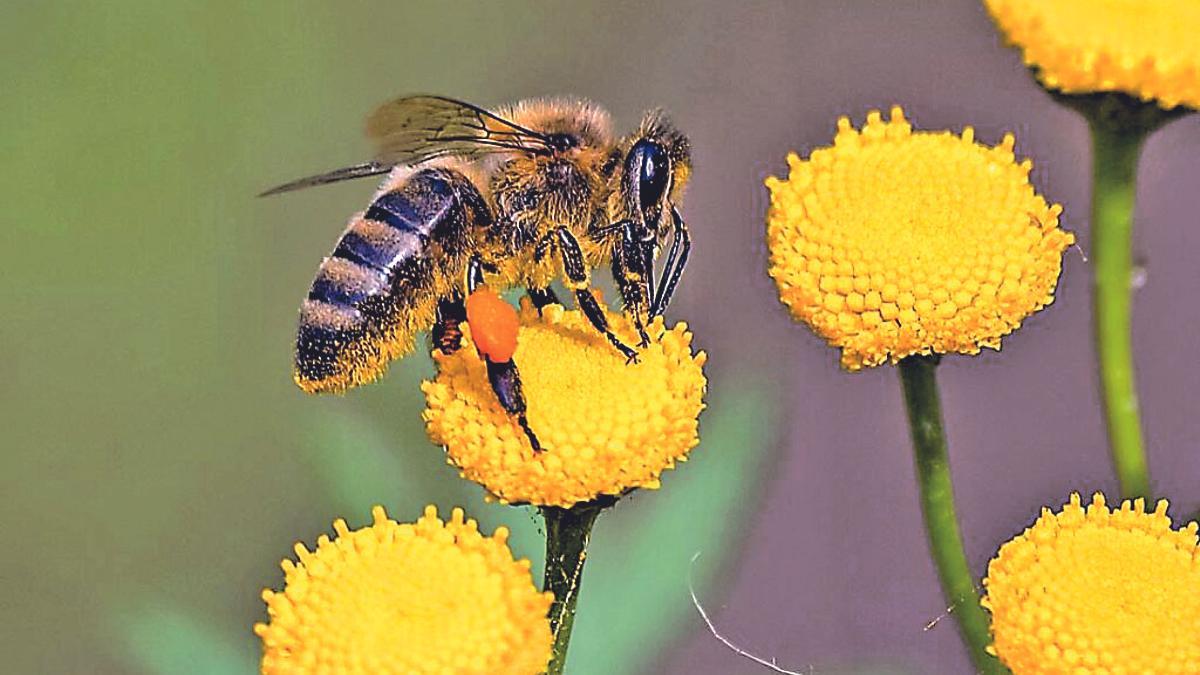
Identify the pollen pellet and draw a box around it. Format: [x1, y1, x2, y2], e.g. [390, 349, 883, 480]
[465, 288, 520, 363]
[765, 105, 1074, 369]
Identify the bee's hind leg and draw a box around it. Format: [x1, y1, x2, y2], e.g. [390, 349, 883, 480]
[486, 359, 541, 452]
[549, 227, 639, 363]
[433, 295, 467, 354]
[465, 254, 493, 293]
[435, 256, 497, 355]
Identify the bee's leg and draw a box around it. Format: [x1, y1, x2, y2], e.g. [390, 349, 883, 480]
[552, 227, 640, 363]
[465, 255, 487, 293]
[612, 221, 652, 347]
[640, 235, 657, 319]
[435, 256, 489, 354]
[650, 207, 691, 317]
[486, 358, 541, 452]
[433, 294, 467, 354]
[534, 234, 555, 263]
[587, 220, 628, 237]
[575, 289, 638, 363]
[530, 236, 562, 313]
[527, 286, 560, 313]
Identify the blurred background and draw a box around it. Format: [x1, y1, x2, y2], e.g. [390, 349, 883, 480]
[3, 2, 1198, 673]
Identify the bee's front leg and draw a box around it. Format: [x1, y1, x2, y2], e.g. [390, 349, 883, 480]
[650, 207, 691, 317]
[551, 226, 639, 363]
[611, 221, 653, 347]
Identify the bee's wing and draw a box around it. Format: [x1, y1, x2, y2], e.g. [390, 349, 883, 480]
[260, 96, 553, 197]
[368, 95, 555, 163]
[258, 162, 394, 197]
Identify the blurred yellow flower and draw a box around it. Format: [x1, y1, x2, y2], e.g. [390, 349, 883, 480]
[985, 0, 1200, 110]
[422, 299, 706, 507]
[255, 505, 552, 675]
[982, 493, 1200, 674]
[765, 106, 1074, 370]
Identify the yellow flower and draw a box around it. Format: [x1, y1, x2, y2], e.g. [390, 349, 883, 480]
[422, 299, 707, 507]
[982, 493, 1200, 674]
[985, 0, 1200, 110]
[765, 106, 1074, 370]
[255, 505, 553, 675]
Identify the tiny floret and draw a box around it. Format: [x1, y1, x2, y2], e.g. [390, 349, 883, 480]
[765, 106, 1074, 370]
[985, 0, 1200, 110]
[255, 505, 553, 675]
[422, 299, 707, 507]
[982, 493, 1200, 674]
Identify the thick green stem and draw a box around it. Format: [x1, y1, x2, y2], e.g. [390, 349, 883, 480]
[899, 356, 1008, 674]
[1089, 120, 1152, 500]
[542, 501, 606, 675]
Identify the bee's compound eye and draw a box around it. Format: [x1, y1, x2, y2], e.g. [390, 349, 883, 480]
[465, 288, 519, 363]
[635, 141, 670, 211]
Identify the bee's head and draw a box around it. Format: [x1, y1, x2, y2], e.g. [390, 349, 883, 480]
[620, 112, 691, 232]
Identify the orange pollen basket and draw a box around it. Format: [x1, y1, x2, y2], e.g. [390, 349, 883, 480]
[465, 288, 520, 363]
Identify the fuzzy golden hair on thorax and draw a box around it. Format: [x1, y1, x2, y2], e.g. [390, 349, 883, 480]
[487, 98, 618, 238]
[495, 97, 615, 148]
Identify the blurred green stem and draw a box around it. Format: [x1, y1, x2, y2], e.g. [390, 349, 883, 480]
[1088, 119, 1151, 500]
[899, 356, 1008, 674]
[542, 500, 606, 675]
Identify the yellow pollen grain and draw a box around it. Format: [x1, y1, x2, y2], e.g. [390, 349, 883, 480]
[982, 493, 1200, 674]
[254, 505, 553, 675]
[422, 299, 707, 507]
[985, 0, 1200, 110]
[765, 106, 1074, 370]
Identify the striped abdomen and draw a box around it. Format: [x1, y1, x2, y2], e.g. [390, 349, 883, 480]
[295, 168, 489, 392]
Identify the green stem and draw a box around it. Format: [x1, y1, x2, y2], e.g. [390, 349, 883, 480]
[1088, 119, 1152, 500]
[542, 500, 606, 675]
[898, 356, 1008, 674]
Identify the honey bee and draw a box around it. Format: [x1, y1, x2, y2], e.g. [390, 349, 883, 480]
[262, 95, 692, 450]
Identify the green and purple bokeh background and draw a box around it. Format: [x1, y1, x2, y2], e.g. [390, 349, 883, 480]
[4, 2, 1198, 673]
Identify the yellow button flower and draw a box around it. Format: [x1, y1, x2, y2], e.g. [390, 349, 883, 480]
[765, 106, 1074, 370]
[255, 505, 553, 675]
[982, 493, 1200, 674]
[422, 299, 707, 507]
[985, 0, 1200, 110]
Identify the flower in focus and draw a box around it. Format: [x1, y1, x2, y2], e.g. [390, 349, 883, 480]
[255, 505, 553, 675]
[985, 0, 1200, 110]
[982, 492, 1200, 674]
[765, 106, 1074, 370]
[422, 299, 707, 507]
